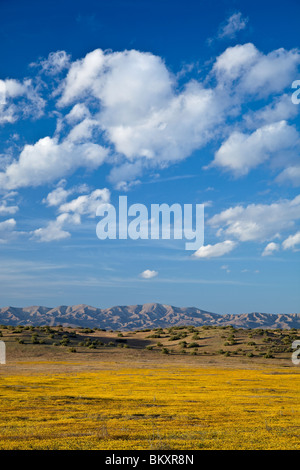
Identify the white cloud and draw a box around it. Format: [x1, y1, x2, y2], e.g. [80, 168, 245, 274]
[214, 43, 300, 97]
[0, 78, 45, 124]
[67, 118, 101, 143]
[1, 43, 299, 191]
[276, 165, 300, 186]
[65, 103, 90, 123]
[32, 213, 80, 242]
[282, 231, 300, 251]
[59, 188, 110, 217]
[209, 195, 300, 242]
[262, 242, 280, 256]
[38, 51, 71, 75]
[241, 48, 300, 96]
[33, 188, 110, 242]
[43, 186, 71, 207]
[57, 48, 226, 178]
[0, 135, 108, 189]
[53, 44, 300, 187]
[193, 240, 236, 258]
[244, 94, 298, 129]
[0, 218, 17, 243]
[218, 12, 248, 39]
[140, 269, 158, 279]
[213, 43, 259, 81]
[0, 198, 19, 215]
[57, 49, 106, 106]
[212, 121, 298, 175]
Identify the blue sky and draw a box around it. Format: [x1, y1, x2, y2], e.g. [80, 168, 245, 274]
[0, 0, 300, 314]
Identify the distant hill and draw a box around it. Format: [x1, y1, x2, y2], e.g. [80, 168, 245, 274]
[0, 303, 299, 330]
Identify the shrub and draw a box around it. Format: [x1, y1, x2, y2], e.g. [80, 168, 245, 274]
[264, 351, 274, 359]
[168, 335, 182, 341]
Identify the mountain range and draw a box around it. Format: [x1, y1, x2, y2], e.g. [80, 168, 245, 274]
[0, 303, 299, 330]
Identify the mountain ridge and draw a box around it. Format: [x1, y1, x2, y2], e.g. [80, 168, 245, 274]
[0, 303, 299, 330]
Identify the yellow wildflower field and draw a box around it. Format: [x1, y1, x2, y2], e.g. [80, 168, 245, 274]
[0, 364, 299, 450]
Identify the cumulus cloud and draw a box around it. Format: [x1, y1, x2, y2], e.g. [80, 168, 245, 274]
[276, 165, 300, 186]
[0, 218, 17, 243]
[43, 186, 72, 207]
[33, 188, 110, 242]
[1, 43, 299, 190]
[0, 135, 108, 189]
[140, 269, 158, 279]
[209, 195, 300, 242]
[282, 231, 300, 251]
[32, 213, 80, 242]
[262, 242, 280, 256]
[0, 78, 45, 124]
[65, 103, 91, 123]
[0, 198, 19, 215]
[213, 43, 259, 81]
[59, 188, 110, 217]
[244, 94, 298, 129]
[212, 120, 299, 175]
[193, 240, 237, 258]
[214, 43, 300, 97]
[55, 48, 227, 178]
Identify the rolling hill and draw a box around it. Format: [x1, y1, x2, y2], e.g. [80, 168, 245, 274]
[0, 303, 299, 329]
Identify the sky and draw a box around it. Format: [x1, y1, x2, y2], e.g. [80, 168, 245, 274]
[0, 0, 300, 314]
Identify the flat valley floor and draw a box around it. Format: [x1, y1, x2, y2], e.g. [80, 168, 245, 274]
[0, 324, 299, 450]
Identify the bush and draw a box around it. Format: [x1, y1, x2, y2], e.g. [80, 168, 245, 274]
[264, 351, 274, 358]
[162, 348, 169, 355]
[168, 335, 182, 341]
